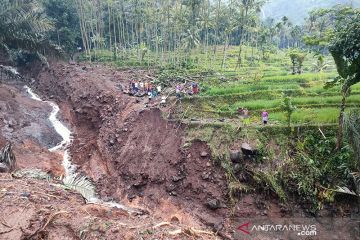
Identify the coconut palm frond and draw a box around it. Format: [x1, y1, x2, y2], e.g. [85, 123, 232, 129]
[350, 172, 360, 196]
[0, 1, 53, 34]
[334, 186, 359, 197]
[0, 0, 60, 59]
[63, 175, 96, 201]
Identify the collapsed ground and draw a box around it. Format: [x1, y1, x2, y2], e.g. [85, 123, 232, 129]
[0, 61, 359, 239]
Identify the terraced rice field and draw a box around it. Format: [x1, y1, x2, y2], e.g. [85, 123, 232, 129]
[182, 48, 360, 125]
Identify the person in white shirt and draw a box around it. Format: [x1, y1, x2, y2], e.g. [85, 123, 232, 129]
[134, 82, 139, 92]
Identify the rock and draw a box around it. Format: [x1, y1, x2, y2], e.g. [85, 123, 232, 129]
[172, 175, 185, 182]
[165, 183, 177, 192]
[20, 192, 31, 198]
[206, 198, 221, 210]
[241, 142, 258, 156]
[170, 216, 180, 223]
[201, 172, 211, 180]
[109, 139, 115, 145]
[229, 150, 242, 163]
[133, 176, 148, 188]
[200, 151, 208, 157]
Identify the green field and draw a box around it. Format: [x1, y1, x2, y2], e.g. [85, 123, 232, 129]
[175, 47, 360, 125]
[80, 46, 359, 126]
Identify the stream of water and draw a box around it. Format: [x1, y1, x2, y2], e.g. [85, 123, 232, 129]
[2, 65, 142, 214]
[24, 86, 76, 177]
[23, 84, 139, 214]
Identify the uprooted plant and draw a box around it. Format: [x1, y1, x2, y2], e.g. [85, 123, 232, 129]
[62, 174, 96, 202]
[0, 143, 16, 173]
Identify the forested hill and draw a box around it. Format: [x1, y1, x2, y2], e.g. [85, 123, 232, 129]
[262, 0, 360, 24]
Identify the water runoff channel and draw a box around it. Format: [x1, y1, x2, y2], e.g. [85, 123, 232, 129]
[4, 66, 140, 214]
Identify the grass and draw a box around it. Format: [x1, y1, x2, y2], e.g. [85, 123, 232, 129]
[79, 46, 359, 126]
[229, 94, 360, 111]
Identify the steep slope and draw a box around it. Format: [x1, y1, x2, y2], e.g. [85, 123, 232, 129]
[31, 62, 230, 235]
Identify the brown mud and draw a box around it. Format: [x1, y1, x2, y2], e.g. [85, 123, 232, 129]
[0, 82, 63, 176]
[32, 62, 230, 230]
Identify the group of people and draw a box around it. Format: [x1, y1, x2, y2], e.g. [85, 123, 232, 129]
[176, 82, 200, 99]
[238, 108, 269, 125]
[128, 79, 270, 124]
[128, 80, 162, 100]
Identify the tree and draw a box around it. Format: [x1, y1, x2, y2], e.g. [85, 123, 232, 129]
[289, 49, 306, 75]
[327, 8, 360, 149]
[0, 0, 56, 64]
[313, 55, 330, 72]
[234, 0, 265, 69]
[281, 95, 296, 128]
[43, 0, 81, 56]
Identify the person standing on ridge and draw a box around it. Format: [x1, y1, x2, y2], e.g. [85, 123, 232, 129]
[134, 81, 139, 92]
[192, 82, 199, 94]
[262, 110, 269, 125]
[145, 81, 149, 92]
[176, 85, 182, 99]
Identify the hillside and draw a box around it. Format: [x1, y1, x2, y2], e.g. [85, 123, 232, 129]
[1, 1, 360, 239]
[262, 0, 360, 23]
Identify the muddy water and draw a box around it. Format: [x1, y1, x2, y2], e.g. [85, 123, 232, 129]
[24, 85, 139, 214]
[1, 65, 139, 213]
[24, 86, 75, 177]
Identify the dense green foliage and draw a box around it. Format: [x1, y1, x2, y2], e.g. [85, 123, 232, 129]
[42, 0, 81, 55]
[0, 0, 57, 65]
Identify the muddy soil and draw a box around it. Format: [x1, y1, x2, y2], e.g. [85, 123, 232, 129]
[1, 173, 217, 240]
[2, 61, 358, 239]
[30, 62, 231, 231]
[0, 81, 63, 175]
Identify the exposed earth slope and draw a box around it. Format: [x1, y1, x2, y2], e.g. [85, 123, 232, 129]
[1, 61, 359, 240]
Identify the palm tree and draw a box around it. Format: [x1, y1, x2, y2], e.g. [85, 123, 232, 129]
[0, 0, 57, 63]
